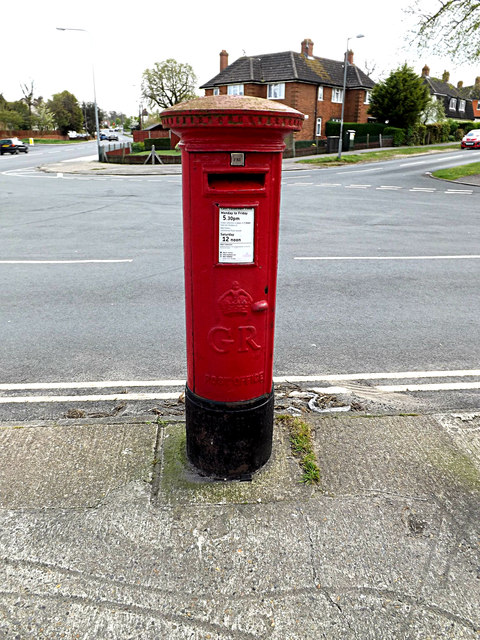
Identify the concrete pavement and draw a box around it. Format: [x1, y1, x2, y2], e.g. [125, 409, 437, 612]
[0, 409, 479, 638]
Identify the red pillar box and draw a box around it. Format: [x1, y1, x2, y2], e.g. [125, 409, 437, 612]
[161, 96, 304, 478]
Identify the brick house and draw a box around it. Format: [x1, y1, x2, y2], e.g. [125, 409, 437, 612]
[421, 65, 479, 122]
[200, 39, 375, 140]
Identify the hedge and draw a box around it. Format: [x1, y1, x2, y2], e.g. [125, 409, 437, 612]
[325, 121, 389, 136]
[144, 137, 171, 151]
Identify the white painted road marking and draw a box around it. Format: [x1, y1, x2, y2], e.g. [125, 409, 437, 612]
[0, 379, 186, 391]
[0, 392, 182, 404]
[2, 369, 480, 404]
[294, 255, 480, 261]
[0, 259, 133, 265]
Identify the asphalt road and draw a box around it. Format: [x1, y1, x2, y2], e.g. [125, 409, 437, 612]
[1, 144, 480, 419]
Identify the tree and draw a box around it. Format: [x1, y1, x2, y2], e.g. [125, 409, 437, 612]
[47, 91, 83, 135]
[420, 95, 446, 125]
[20, 81, 35, 123]
[141, 59, 197, 109]
[81, 102, 106, 136]
[409, 0, 480, 63]
[32, 102, 55, 132]
[368, 64, 430, 129]
[0, 108, 24, 130]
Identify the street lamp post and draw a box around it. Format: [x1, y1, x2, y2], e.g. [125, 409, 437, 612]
[56, 27, 102, 161]
[337, 34, 364, 160]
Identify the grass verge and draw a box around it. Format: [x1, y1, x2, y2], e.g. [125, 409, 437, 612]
[432, 161, 480, 181]
[277, 415, 321, 485]
[298, 143, 459, 166]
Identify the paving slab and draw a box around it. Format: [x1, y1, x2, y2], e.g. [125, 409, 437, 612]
[0, 413, 478, 638]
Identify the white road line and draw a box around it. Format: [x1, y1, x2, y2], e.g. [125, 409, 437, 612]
[0, 379, 185, 391]
[376, 186, 402, 190]
[294, 255, 480, 261]
[315, 183, 341, 187]
[0, 392, 182, 404]
[377, 381, 480, 392]
[274, 370, 480, 383]
[0, 259, 133, 265]
[410, 187, 436, 192]
[346, 184, 370, 189]
[445, 189, 473, 194]
[337, 167, 383, 174]
[2, 369, 480, 403]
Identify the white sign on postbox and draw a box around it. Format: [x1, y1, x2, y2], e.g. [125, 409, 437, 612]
[218, 207, 255, 264]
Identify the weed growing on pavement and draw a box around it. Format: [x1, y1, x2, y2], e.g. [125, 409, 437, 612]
[277, 415, 321, 485]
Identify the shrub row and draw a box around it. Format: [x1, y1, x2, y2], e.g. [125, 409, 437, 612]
[143, 137, 171, 151]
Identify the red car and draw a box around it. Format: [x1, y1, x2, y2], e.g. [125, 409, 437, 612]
[461, 129, 480, 149]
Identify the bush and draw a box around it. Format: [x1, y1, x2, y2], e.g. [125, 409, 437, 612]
[325, 121, 388, 137]
[131, 141, 145, 153]
[405, 123, 428, 145]
[425, 121, 450, 143]
[384, 126, 405, 146]
[144, 137, 170, 151]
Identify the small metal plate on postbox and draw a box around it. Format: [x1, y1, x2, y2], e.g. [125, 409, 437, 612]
[230, 152, 245, 166]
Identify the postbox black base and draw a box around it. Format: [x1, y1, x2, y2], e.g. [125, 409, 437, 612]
[185, 386, 274, 480]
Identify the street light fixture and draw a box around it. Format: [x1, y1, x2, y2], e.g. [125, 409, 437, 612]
[337, 34, 364, 160]
[56, 27, 101, 161]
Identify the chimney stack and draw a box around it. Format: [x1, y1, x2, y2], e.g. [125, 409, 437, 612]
[457, 80, 463, 89]
[301, 38, 314, 57]
[442, 70, 450, 83]
[347, 50, 354, 65]
[475, 76, 480, 86]
[220, 50, 229, 72]
[421, 64, 430, 77]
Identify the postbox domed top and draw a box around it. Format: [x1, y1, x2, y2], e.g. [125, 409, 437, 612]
[160, 95, 304, 146]
[162, 94, 303, 117]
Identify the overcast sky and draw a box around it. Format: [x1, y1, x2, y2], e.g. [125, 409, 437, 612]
[2, 0, 479, 117]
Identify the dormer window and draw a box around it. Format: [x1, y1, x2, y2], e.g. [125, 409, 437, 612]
[459, 99, 466, 112]
[449, 97, 457, 110]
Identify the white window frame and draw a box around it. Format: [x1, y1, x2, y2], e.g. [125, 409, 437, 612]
[213, 87, 220, 96]
[449, 97, 457, 110]
[459, 99, 466, 112]
[364, 90, 371, 104]
[332, 87, 343, 103]
[227, 84, 244, 96]
[315, 117, 322, 136]
[267, 83, 285, 99]
[317, 86, 324, 101]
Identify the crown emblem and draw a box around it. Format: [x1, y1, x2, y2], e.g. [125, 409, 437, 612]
[218, 282, 252, 316]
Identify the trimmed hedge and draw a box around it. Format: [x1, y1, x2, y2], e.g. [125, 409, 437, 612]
[325, 121, 389, 136]
[144, 137, 171, 151]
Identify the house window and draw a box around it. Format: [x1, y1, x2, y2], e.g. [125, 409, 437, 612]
[316, 117, 322, 136]
[227, 84, 244, 96]
[449, 97, 457, 110]
[318, 86, 324, 101]
[459, 99, 466, 112]
[213, 87, 220, 96]
[332, 88, 343, 103]
[267, 83, 285, 99]
[364, 90, 371, 104]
